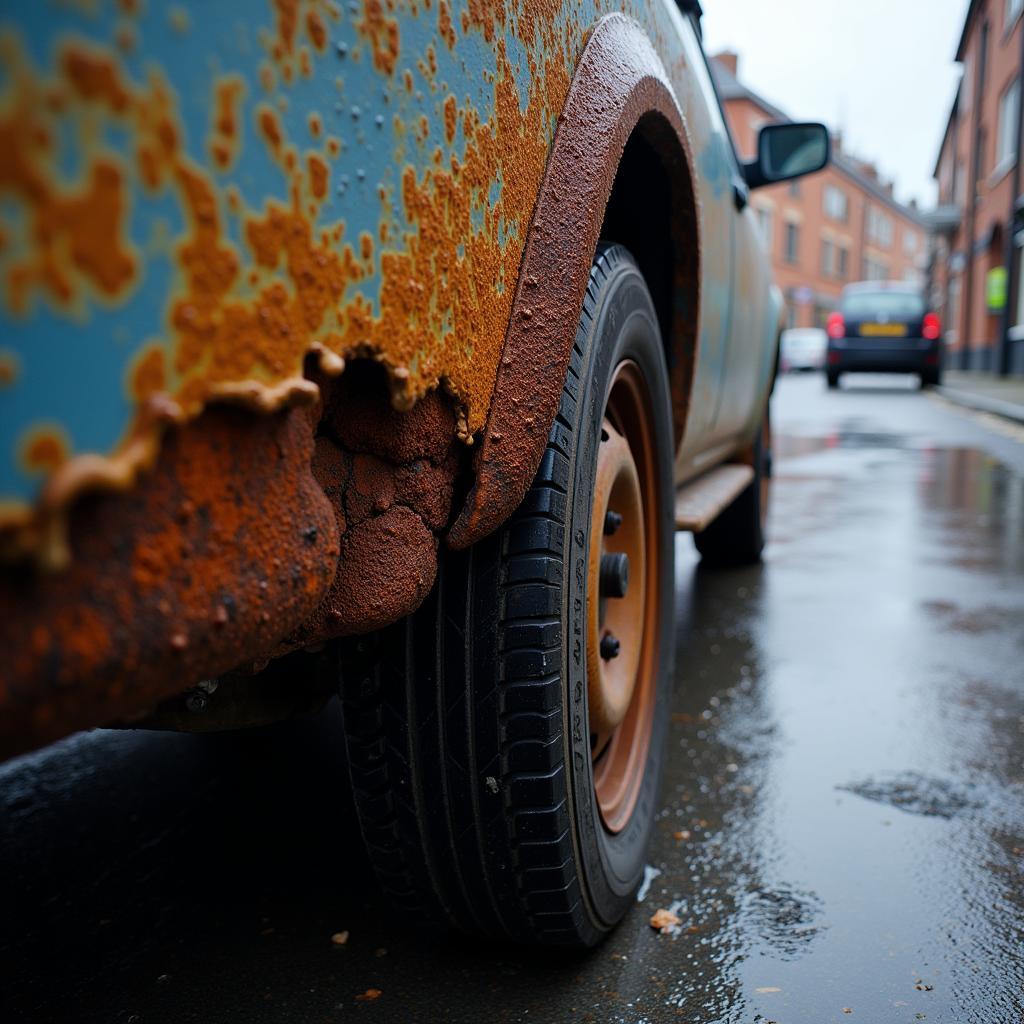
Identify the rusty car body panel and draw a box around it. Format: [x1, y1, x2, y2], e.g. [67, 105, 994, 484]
[0, 0, 782, 758]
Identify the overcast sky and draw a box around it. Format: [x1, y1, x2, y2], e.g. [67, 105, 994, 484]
[702, 0, 968, 209]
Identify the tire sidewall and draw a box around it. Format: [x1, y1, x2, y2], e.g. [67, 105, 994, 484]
[563, 251, 675, 932]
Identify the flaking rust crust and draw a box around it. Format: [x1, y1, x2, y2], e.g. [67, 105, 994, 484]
[0, 407, 340, 759]
[285, 364, 460, 646]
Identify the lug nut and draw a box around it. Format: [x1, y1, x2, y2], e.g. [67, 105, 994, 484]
[600, 633, 621, 660]
[604, 510, 623, 535]
[185, 690, 208, 713]
[600, 552, 629, 598]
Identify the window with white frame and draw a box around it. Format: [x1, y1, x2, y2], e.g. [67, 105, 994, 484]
[996, 79, 1020, 173]
[865, 257, 889, 281]
[948, 276, 961, 340]
[903, 230, 918, 257]
[867, 207, 893, 247]
[821, 239, 835, 277]
[784, 221, 800, 264]
[754, 205, 774, 252]
[838, 245, 849, 279]
[823, 185, 848, 222]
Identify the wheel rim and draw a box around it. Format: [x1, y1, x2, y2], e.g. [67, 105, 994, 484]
[588, 360, 659, 834]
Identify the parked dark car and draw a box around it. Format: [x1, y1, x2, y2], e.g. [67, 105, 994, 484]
[825, 282, 942, 389]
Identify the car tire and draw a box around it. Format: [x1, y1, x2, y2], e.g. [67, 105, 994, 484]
[692, 408, 771, 567]
[339, 243, 675, 947]
[826, 372, 839, 390]
[920, 369, 941, 388]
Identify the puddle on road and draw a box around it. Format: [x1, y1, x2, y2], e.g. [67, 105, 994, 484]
[624, 437, 1024, 1023]
[3, 421, 1023, 1024]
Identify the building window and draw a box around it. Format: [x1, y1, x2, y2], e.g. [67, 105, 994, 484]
[1008, 0, 1023, 30]
[824, 185, 849, 222]
[821, 239, 835, 276]
[789, 179, 800, 197]
[996, 80, 1020, 174]
[838, 245, 849, 280]
[865, 257, 889, 281]
[867, 207, 893, 247]
[903, 230, 918, 257]
[754, 205, 773, 252]
[784, 222, 799, 264]
[947, 276, 961, 341]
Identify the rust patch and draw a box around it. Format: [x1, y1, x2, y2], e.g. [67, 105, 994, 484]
[448, 14, 699, 549]
[129, 343, 168, 402]
[306, 8, 328, 51]
[438, 0, 456, 49]
[208, 75, 245, 172]
[0, 406, 340, 760]
[0, 350, 19, 388]
[0, 38, 140, 314]
[443, 93, 457, 144]
[283, 364, 461, 646]
[357, 0, 400, 76]
[308, 153, 329, 199]
[22, 427, 70, 475]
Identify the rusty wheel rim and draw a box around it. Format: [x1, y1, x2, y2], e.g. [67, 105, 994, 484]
[588, 360, 659, 834]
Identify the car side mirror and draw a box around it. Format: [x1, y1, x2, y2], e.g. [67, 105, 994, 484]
[744, 122, 830, 190]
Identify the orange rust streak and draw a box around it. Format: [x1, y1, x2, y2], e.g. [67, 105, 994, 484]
[443, 94, 457, 144]
[208, 76, 245, 172]
[306, 9, 328, 51]
[438, 0, 456, 48]
[259, 105, 284, 153]
[308, 153, 329, 200]
[273, 0, 299, 53]
[357, 0, 400, 76]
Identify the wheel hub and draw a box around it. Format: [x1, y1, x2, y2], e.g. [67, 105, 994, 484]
[587, 361, 658, 834]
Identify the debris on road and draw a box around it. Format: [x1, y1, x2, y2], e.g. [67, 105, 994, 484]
[649, 908, 680, 933]
[331, 931, 349, 946]
[356, 988, 382, 1002]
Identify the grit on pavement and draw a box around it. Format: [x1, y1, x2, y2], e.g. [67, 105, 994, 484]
[2, 373, 1023, 1024]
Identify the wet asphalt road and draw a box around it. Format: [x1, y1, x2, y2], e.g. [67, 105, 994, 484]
[3, 374, 1024, 1024]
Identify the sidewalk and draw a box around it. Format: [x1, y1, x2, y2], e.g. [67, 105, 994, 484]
[937, 371, 1024, 426]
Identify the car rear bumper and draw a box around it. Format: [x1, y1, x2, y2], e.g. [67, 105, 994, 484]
[827, 338, 941, 373]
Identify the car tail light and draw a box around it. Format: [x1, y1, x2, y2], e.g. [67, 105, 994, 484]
[826, 312, 845, 340]
[923, 312, 941, 340]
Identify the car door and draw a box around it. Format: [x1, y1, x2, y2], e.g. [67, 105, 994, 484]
[700, 56, 777, 440]
[668, 7, 738, 481]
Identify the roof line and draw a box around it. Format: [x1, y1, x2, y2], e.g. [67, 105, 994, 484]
[709, 56, 928, 226]
[955, 0, 979, 62]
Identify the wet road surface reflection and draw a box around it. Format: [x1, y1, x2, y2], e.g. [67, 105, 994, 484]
[2, 377, 1023, 1022]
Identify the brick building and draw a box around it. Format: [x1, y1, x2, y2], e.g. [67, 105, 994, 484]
[711, 53, 929, 332]
[932, 0, 1024, 374]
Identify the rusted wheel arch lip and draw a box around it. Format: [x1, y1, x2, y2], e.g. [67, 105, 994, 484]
[447, 13, 701, 551]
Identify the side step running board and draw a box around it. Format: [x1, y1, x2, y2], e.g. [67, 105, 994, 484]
[674, 464, 754, 532]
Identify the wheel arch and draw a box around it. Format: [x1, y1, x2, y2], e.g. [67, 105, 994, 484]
[447, 13, 701, 550]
